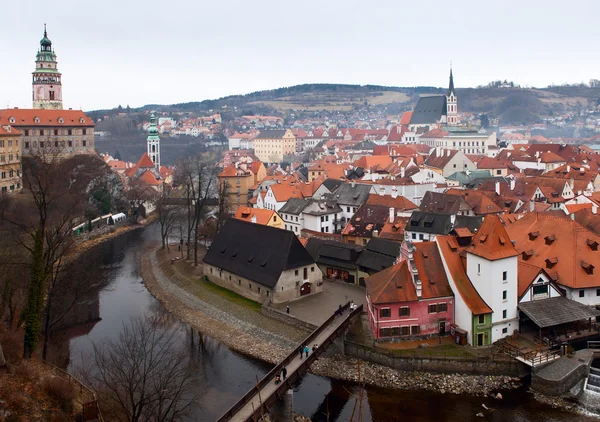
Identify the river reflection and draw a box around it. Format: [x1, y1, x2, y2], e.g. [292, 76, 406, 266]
[48, 225, 598, 421]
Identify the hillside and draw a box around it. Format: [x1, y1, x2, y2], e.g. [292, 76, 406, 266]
[89, 83, 600, 125]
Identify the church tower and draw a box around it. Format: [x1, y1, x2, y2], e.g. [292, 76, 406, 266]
[446, 67, 458, 126]
[147, 113, 160, 170]
[32, 25, 63, 110]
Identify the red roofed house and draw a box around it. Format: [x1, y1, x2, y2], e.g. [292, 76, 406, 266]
[366, 241, 454, 341]
[233, 206, 284, 229]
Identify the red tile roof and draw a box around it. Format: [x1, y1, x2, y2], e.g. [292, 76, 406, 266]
[465, 215, 519, 260]
[436, 236, 493, 315]
[138, 170, 161, 186]
[137, 153, 155, 168]
[365, 194, 417, 210]
[0, 108, 94, 127]
[234, 207, 278, 225]
[0, 125, 21, 135]
[505, 213, 600, 289]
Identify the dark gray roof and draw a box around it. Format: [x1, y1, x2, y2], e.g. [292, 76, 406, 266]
[419, 191, 472, 215]
[446, 170, 494, 187]
[305, 238, 363, 269]
[203, 219, 315, 288]
[322, 178, 344, 192]
[405, 211, 483, 235]
[410, 96, 447, 125]
[328, 182, 371, 206]
[356, 238, 402, 272]
[518, 297, 600, 328]
[302, 199, 342, 216]
[278, 198, 308, 215]
[254, 129, 288, 139]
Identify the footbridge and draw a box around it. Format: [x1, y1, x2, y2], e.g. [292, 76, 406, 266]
[217, 302, 363, 422]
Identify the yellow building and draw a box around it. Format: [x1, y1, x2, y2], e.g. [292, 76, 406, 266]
[253, 129, 296, 163]
[233, 206, 284, 229]
[218, 161, 266, 211]
[0, 125, 23, 193]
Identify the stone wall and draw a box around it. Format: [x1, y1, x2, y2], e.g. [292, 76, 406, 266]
[260, 305, 318, 332]
[531, 350, 594, 396]
[344, 340, 529, 377]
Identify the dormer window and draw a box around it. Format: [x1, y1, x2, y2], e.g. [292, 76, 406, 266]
[34, 117, 40, 124]
[8, 117, 15, 124]
[581, 261, 594, 275]
[58, 117, 64, 124]
[479, 234, 488, 243]
[80, 118, 85, 124]
[544, 235, 556, 245]
[587, 239, 599, 251]
[522, 250, 534, 261]
[545, 257, 558, 268]
[528, 231, 539, 241]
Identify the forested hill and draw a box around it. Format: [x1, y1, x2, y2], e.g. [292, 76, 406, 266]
[89, 83, 600, 125]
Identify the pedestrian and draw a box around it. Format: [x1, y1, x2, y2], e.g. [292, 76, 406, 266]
[299, 345, 303, 359]
[337, 304, 343, 316]
[282, 367, 287, 380]
[286, 306, 290, 314]
[304, 345, 310, 358]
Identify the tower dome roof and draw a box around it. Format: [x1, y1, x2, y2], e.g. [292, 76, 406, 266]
[147, 112, 159, 136]
[40, 24, 52, 49]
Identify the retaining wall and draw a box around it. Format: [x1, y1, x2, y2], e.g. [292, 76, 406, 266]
[344, 341, 529, 377]
[260, 305, 319, 332]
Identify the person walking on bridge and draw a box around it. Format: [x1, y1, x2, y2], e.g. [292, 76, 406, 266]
[282, 367, 287, 380]
[304, 345, 310, 358]
[298, 345, 303, 359]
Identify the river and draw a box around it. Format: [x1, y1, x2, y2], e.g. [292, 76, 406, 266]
[47, 225, 598, 421]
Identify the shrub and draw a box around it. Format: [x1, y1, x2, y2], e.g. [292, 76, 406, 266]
[43, 377, 75, 414]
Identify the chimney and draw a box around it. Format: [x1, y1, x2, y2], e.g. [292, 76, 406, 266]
[567, 165, 570, 172]
[510, 179, 515, 191]
[391, 187, 398, 198]
[351, 181, 356, 188]
[447, 149, 451, 157]
[372, 230, 379, 238]
[495, 181, 501, 196]
[570, 178, 575, 189]
[251, 215, 257, 224]
[529, 200, 535, 213]
[400, 167, 405, 178]
[570, 213, 575, 221]
[450, 214, 456, 226]
[389, 207, 395, 224]
[535, 151, 540, 158]
[379, 187, 385, 196]
[593, 205, 598, 215]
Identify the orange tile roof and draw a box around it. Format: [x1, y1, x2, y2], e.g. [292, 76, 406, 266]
[465, 215, 519, 260]
[436, 236, 493, 315]
[477, 157, 508, 170]
[108, 160, 127, 169]
[505, 213, 600, 289]
[517, 262, 549, 298]
[0, 125, 21, 135]
[353, 155, 393, 170]
[137, 153, 155, 168]
[270, 183, 305, 202]
[233, 206, 277, 225]
[0, 108, 94, 127]
[138, 170, 161, 186]
[399, 111, 413, 126]
[565, 203, 593, 214]
[365, 194, 417, 210]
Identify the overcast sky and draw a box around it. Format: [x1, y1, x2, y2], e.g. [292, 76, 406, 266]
[3, 0, 599, 111]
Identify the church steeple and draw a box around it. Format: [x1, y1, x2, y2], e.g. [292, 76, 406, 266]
[448, 67, 455, 96]
[446, 66, 458, 126]
[32, 24, 63, 110]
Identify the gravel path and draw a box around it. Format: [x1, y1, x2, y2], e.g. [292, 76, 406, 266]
[149, 250, 299, 348]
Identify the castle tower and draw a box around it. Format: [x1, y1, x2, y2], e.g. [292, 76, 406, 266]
[32, 25, 63, 110]
[446, 67, 458, 126]
[147, 113, 160, 169]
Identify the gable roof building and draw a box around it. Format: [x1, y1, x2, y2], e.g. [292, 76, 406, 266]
[203, 219, 322, 303]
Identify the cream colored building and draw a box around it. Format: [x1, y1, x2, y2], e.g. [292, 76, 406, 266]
[0, 109, 95, 158]
[253, 129, 296, 163]
[0, 125, 22, 193]
[420, 130, 497, 155]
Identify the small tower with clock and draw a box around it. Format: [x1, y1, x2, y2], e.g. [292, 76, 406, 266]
[32, 24, 63, 110]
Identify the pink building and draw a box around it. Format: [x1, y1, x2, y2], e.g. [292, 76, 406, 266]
[365, 241, 454, 340]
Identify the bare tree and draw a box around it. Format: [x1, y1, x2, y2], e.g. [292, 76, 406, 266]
[1, 150, 116, 358]
[79, 316, 199, 422]
[175, 157, 217, 266]
[214, 178, 231, 237]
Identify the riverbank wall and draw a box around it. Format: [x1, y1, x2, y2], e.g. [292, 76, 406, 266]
[139, 249, 525, 397]
[344, 340, 529, 377]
